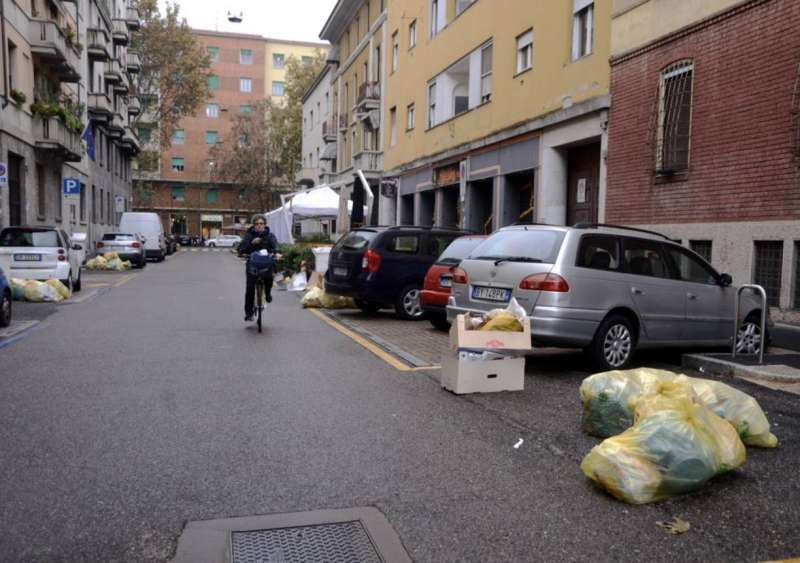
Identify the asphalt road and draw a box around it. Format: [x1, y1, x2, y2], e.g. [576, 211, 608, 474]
[1, 250, 798, 562]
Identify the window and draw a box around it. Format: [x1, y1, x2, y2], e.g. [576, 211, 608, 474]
[137, 127, 151, 142]
[480, 43, 493, 103]
[206, 103, 219, 118]
[171, 157, 185, 172]
[171, 129, 185, 144]
[666, 246, 718, 285]
[205, 131, 218, 145]
[273, 53, 285, 69]
[388, 235, 419, 254]
[516, 30, 533, 73]
[689, 240, 713, 263]
[239, 133, 249, 146]
[207, 46, 219, 62]
[272, 81, 285, 96]
[390, 107, 397, 146]
[428, 82, 436, 128]
[623, 238, 671, 279]
[577, 236, 620, 271]
[754, 241, 784, 307]
[310, 110, 314, 129]
[8, 41, 17, 91]
[171, 185, 185, 201]
[406, 103, 415, 130]
[571, 0, 594, 60]
[240, 49, 253, 65]
[240, 105, 251, 114]
[79, 183, 86, 222]
[240, 78, 252, 92]
[208, 75, 220, 90]
[427, 235, 457, 257]
[99, 189, 105, 224]
[391, 31, 398, 72]
[657, 60, 693, 174]
[409, 19, 417, 49]
[301, 56, 313, 66]
[430, 0, 439, 36]
[207, 188, 219, 203]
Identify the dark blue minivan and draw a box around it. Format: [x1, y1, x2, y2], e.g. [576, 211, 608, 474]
[324, 226, 470, 319]
[0, 266, 12, 328]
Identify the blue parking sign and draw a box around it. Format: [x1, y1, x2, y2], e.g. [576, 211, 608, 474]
[63, 178, 80, 199]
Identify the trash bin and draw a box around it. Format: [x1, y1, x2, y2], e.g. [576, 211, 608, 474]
[312, 247, 332, 274]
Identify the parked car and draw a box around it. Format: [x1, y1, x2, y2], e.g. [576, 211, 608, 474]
[96, 233, 147, 268]
[119, 212, 166, 261]
[421, 235, 487, 331]
[447, 223, 768, 370]
[164, 235, 177, 255]
[176, 234, 193, 246]
[206, 235, 242, 248]
[71, 232, 88, 265]
[0, 266, 11, 328]
[0, 226, 83, 292]
[325, 226, 471, 320]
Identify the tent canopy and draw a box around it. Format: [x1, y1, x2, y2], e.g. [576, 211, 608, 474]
[265, 185, 345, 244]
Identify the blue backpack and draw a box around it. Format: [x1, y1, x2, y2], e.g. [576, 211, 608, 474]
[248, 251, 275, 279]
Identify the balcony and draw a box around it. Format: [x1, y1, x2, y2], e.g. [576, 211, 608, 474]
[126, 51, 141, 73]
[322, 118, 338, 142]
[87, 92, 113, 121]
[104, 58, 124, 82]
[29, 19, 81, 82]
[352, 150, 383, 175]
[356, 82, 381, 110]
[105, 112, 125, 138]
[338, 113, 349, 131]
[34, 117, 82, 162]
[112, 19, 129, 44]
[127, 96, 141, 116]
[119, 127, 141, 155]
[125, 5, 140, 30]
[86, 27, 111, 60]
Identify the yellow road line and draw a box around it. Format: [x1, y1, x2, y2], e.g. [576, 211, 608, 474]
[113, 274, 135, 287]
[308, 309, 439, 372]
[83, 282, 110, 288]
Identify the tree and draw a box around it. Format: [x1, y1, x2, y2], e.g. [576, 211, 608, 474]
[269, 52, 327, 185]
[209, 100, 283, 211]
[131, 0, 211, 148]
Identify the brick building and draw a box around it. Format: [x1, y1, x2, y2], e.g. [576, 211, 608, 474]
[606, 0, 800, 311]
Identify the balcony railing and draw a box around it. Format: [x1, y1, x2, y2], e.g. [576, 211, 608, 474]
[112, 18, 129, 44]
[87, 92, 113, 119]
[126, 51, 141, 73]
[104, 58, 124, 82]
[105, 112, 125, 137]
[125, 4, 140, 30]
[356, 82, 381, 106]
[29, 18, 81, 82]
[86, 28, 111, 60]
[34, 117, 82, 162]
[127, 96, 141, 115]
[322, 118, 338, 141]
[353, 150, 383, 174]
[120, 126, 141, 154]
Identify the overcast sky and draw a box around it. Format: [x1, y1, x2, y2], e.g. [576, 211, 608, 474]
[159, 0, 338, 43]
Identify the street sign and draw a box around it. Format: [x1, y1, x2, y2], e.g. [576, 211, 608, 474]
[63, 178, 80, 200]
[115, 195, 125, 213]
[0, 162, 8, 186]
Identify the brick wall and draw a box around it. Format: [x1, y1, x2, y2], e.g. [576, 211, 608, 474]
[606, 0, 800, 225]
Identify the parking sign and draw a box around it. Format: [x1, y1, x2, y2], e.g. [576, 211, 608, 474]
[0, 162, 8, 186]
[63, 178, 80, 200]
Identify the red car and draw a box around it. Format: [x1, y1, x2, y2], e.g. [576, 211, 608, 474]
[421, 235, 487, 330]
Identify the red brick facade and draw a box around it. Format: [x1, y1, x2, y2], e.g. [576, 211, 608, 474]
[606, 0, 800, 225]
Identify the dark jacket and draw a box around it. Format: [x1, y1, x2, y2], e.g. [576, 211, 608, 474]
[238, 226, 278, 256]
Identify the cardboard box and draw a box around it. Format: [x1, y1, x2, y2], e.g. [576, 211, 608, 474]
[449, 314, 532, 351]
[440, 352, 525, 394]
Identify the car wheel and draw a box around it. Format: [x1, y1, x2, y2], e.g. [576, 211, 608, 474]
[395, 285, 424, 320]
[61, 273, 73, 294]
[589, 314, 636, 371]
[355, 299, 382, 314]
[0, 291, 11, 328]
[73, 270, 82, 292]
[429, 314, 451, 331]
[158, 251, 166, 262]
[736, 314, 766, 355]
[209, 243, 216, 248]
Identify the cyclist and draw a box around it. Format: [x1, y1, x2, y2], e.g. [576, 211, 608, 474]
[238, 215, 278, 321]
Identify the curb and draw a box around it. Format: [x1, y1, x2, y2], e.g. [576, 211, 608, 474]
[682, 353, 800, 383]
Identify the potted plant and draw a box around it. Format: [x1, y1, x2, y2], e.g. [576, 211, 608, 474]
[10, 89, 26, 105]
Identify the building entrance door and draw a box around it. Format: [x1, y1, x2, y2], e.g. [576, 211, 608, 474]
[566, 142, 600, 225]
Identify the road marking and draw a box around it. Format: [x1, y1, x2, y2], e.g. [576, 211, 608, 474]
[60, 288, 103, 304]
[308, 309, 439, 372]
[113, 274, 135, 287]
[0, 320, 42, 350]
[83, 282, 110, 288]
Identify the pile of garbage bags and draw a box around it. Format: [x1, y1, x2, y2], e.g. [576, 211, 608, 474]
[85, 252, 132, 271]
[10, 278, 71, 303]
[301, 286, 355, 309]
[580, 368, 778, 504]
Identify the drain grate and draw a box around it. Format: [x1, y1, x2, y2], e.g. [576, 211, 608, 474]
[231, 521, 383, 563]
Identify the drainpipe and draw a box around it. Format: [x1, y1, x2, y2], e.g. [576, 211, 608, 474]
[1, 0, 10, 108]
[356, 169, 374, 225]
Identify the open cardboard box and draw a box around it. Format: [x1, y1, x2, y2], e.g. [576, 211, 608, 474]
[441, 352, 525, 394]
[449, 313, 532, 351]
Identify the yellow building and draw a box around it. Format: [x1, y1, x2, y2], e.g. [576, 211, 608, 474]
[264, 39, 328, 105]
[383, 0, 611, 231]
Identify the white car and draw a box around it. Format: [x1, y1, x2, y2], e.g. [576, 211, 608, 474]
[206, 235, 241, 248]
[0, 227, 83, 292]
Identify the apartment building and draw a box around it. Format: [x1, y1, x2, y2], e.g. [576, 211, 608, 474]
[606, 0, 800, 312]
[300, 64, 333, 185]
[382, 0, 610, 233]
[0, 0, 140, 246]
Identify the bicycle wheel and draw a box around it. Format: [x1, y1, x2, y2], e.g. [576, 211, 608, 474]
[255, 282, 263, 333]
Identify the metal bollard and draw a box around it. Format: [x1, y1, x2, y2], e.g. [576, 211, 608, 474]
[732, 284, 767, 365]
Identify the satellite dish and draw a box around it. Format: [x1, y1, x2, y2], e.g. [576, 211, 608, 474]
[227, 11, 243, 23]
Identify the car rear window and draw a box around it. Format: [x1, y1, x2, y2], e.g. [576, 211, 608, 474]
[437, 237, 485, 264]
[337, 230, 378, 251]
[104, 233, 136, 241]
[0, 229, 60, 247]
[469, 229, 565, 263]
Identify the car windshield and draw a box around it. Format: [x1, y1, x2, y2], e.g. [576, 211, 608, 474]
[337, 230, 378, 251]
[437, 237, 486, 264]
[0, 229, 60, 247]
[104, 234, 136, 241]
[469, 229, 566, 264]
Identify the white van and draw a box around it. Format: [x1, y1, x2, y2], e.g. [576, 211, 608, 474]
[119, 212, 166, 261]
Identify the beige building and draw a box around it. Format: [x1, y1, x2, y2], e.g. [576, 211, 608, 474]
[265, 39, 326, 105]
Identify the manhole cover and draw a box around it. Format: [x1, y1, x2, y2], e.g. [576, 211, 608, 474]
[231, 521, 382, 563]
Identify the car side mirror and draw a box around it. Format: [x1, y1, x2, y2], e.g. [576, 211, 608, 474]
[719, 273, 733, 287]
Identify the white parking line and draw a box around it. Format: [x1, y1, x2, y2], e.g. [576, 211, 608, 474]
[0, 320, 39, 340]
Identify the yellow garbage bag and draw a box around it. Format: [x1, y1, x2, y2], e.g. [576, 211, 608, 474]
[10, 278, 27, 300]
[86, 256, 108, 270]
[103, 252, 119, 261]
[301, 287, 324, 308]
[479, 311, 523, 332]
[22, 280, 62, 303]
[46, 278, 71, 300]
[581, 394, 746, 504]
[319, 291, 355, 309]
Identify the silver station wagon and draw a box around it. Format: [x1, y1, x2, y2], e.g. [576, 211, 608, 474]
[446, 224, 766, 370]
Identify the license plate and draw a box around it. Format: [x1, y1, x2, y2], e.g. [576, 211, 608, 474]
[472, 286, 511, 302]
[333, 267, 348, 277]
[439, 275, 452, 288]
[14, 254, 41, 262]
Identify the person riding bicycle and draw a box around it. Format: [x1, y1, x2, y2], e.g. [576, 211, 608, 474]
[238, 216, 278, 321]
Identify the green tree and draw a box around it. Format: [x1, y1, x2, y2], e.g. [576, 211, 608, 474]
[131, 0, 211, 148]
[269, 52, 326, 185]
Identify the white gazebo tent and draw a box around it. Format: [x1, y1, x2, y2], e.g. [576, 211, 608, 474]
[265, 186, 349, 244]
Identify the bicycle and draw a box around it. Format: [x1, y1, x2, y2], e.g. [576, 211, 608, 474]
[245, 251, 278, 333]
